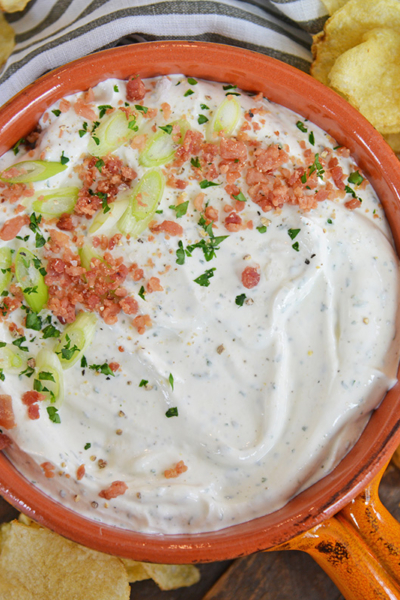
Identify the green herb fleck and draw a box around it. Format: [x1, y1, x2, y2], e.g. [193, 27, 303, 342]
[128, 119, 138, 131]
[56, 334, 80, 361]
[292, 241, 300, 252]
[184, 90, 194, 97]
[233, 191, 246, 203]
[200, 103, 209, 110]
[39, 371, 55, 382]
[84, 442, 91, 450]
[223, 84, 237, 91]
[296, 121, 308, 133]
[135, 104, 148, 114]
[288, 228, 301, 240]
[198, 115, 209, 125]
[159, 124, 173, 134]
[89, 363, 115, 377]
[176, 240, 186, 265]
[139, 379, 148, 387]
[348, 171, 364, 186]
[26, 312, 42, 331]
[19, 365, 35, 378]
[191, 157, 201, 168]
[12, 138, 25, 155]
[166, 407, 178, 418]
[12, 337, 28, 352]
[47, 406, 61, 424]
[327, 218, 333, 224]
[187, 78, 198, 85]
[81, 356, 87, 368]
[114, 85, 119, 92]
[235, 293, 246, 307]
[309, 132, 315, 145]
[194, 267, 216, 287]
[42, 324, 60, 339]
[169, 373, 174, 390]
[169, 201, 189, 218]
[98, 104, 113, 119]
[52, 109, 61, 117]
[257, 225, 267, 233]
[200, 180, 221, 189]
[60, 151, 70, 165]
[138, 286, 146, 301]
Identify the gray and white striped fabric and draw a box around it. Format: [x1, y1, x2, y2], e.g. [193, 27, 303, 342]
[1, 0, 328, 105]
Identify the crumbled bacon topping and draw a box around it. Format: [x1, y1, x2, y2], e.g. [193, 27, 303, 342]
[41, 461, 56, 478]
[99, 480, 128, 499]
[242, 266, 260, 289]
[126, 77, 146, 101]
[164, 460, 188, 479]
[0, 395, 16, 429]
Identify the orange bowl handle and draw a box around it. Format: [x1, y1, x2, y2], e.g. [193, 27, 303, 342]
[271, 464, 400, 600]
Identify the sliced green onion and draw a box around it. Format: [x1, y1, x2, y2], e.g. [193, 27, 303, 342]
[78, 244, 103, 270]
[0, 344, 26, 373]
[117, 169, 165, 237]
[0, 160, 67, 184]
[207, 96, 241, 141]
[35, 349, 64, 404]
[87, 110, 143, 156]
[88, 197, 129, 236]
[54, 312, 97, 370]
[32, 187, 79, 217]
[0, 248, 12, 295]
[15, 248, 48, 313]
[139, 119, 189, 168]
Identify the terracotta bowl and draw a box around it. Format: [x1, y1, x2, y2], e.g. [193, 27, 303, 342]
[1, 42, 400, 576]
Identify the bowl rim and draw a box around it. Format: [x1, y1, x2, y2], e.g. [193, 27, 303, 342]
[1, 40, 400, 563]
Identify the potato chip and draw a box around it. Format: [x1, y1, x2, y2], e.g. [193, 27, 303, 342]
[0, 0, 30, 12]
[0, 520, 130, 600]
[329, 28, 400, 134]
[384, 133, 400, 154]
[311, 0, 400, 86]
[0, 12, 14, 69]
[321, 0, 349, 16]
[122, 558, 200, 590]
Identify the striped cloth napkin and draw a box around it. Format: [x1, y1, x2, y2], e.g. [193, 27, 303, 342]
[0, 0, 328, 105]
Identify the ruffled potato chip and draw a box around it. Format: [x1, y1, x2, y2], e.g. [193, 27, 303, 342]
[0, 520, 131, 600]
[0, 0, 30, 11]
[0, 11, 14, 69]
[321, 0, 349, 16]
[122, 558, 201, 590]
[311, 0, 400, 85]
[329, 28, 400, 134]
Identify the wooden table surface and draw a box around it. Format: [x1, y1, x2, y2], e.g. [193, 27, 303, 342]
[1, 464, 400, 600]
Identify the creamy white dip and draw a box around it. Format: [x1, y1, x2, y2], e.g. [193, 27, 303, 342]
[0, 75, 399, 534]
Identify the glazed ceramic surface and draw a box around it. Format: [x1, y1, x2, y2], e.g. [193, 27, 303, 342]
[1, 41, 400, 562]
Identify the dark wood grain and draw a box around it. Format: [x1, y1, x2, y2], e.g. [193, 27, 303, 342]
[2, 464, 400, 600]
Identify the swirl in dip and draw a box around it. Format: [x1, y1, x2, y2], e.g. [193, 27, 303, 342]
[0, 75, 399, 534]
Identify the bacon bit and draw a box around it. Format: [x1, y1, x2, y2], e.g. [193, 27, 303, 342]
[0, 214, 29, 241]
[129, 266, 144, 281]
[108, 233, 122, 250]
[150, 220, 183, 237]
[0, 433, 11, 450]
[0, 395, 16, 429]
[193, 192, 205, 211]
[205, 206, 219, 222]
[56, 213, 75, 231]
[130, 134, 147, 150]
[220, 137, 247, 161]
[118, 346, 124, 352]
[85, 88, 95, 103]
[41, 462, 56, 478]
[77, 465, 85, 480]
[27, 404, 40, 420]
[345, 197, 362, 210]
[246, 220, 254, 229]
[146, 277, 163, 293]
[164, 460, 188, 479]
[109, 362, 120, 372]
[59, 98, 71, 113]
[337, 146, 351, 158]
[126, 76, 146, 101]
[133, 314, 152, 335]
[253, 92, 263, 102]
[254, 145, 289, 173]
[99, 480, 128, 499]
[223, 204, 234, 213]
[22, 391, 45, 406]
[225, 211, 242, 232]
[161, 102, 171, 120]
[119, 296, 139, 316]
[242, 266, 260, 289]
[74, 96, 97, 121]
[48, 229, 71, 253]
[166, 174, 188, 189]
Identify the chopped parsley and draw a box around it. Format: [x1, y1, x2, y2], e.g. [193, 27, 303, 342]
[165, 407, 178, 418]
[98, 104, 113, 118]
[296, 121, 308, 133]
[38, 371, 55, 382]
[138, 285, 146, 301]
[345, 185, 362, 203]
[169, 373, 174, 390]
[84, 442, 91, 450]
[225, 92, 241, 96]
[95, 158, 105, 173]
[26, 312, 42, 331]
[32, 256, 47, 276]
[184, 89, 194, 97]
[16, 235, 30, 242]
[176, 241, 186, 265]
[29, 213, 46, 248]
[194, 267, 216, 287]
[288, 228, 301, 240]
[102, 196, 110, 214]
[113, 85, 119, 92]
[327, 218, 333, 224]
[12, 336, 28, 352]
[187, 78, 198, 85]
[89, 363, 115, 377]
[235, 293, 246, 306]
[56, 334, 80, 361]
[308, 132, 315, 145]
[47, 406, 61, 424]
[81, 356, 88, 368]
[0, 369, 4, 382]
[256, 225, 267, 233]
[128, 119, 139, 132]
[139, 379, 148, 387]
[22, 286, 38, 295]
[199, 180, 221, 189]
[79, 122, 88, 137]
[191, 157, 201, 168]
[198, 115, 209, 125]
[292, 241, 300, 252]
[159, 124, 173, 134]
[19, 365, 35, 378]
[135, 104, 148, 114]
[348, 171, 364, 186]
[200, 103, 209, 110]
[169, 201, 189, 218]
[60, 151, 70, 165]
[223, 84, 237, 91]
[52, 109, 61, 117]
[42, 324, 60, 339]
[12, 138, 25, 155]
[233, 191, 246, 203]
